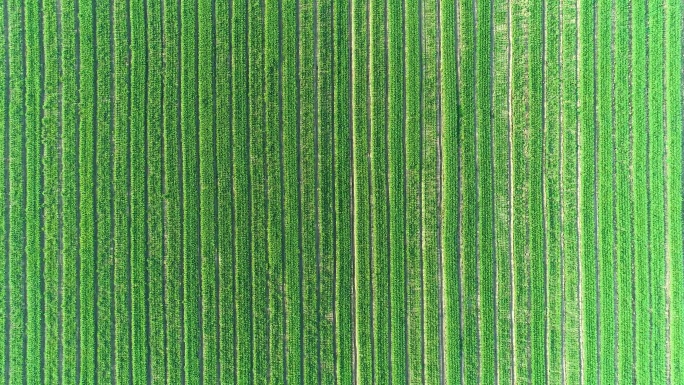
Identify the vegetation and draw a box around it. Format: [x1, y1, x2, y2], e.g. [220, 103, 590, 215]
[0, 1, 681, 383]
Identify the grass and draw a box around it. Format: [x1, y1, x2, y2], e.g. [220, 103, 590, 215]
[1, 1, 683, 383]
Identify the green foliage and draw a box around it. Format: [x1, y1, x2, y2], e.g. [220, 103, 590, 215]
[1, 1, 683, 384]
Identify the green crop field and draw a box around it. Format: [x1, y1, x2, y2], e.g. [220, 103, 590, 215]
[0, 0, 683, 384]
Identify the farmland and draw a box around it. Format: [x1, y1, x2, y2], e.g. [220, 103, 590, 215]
[1, 0, 684, 384]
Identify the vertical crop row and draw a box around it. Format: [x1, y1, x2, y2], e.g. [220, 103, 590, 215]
[113, 0, 131, 380]
[457, 0, 478, 381]
[387, 0, 406, 382]
[131, 0, 149, 379]
[631, 0, 649, 382]
[0, 0, 6, 379]
[316, 0, 335, 382]
[511, 0, 530, 381]
[648, 3, 666, 383]
[404, 0, 423, 382]
[42, 0, 61, 381]
[492, 0, 512, 382]
[528, 0, 546, 380]
[7, 0, 25, 378]
[474, 0, 495, 382]
[60, 0, 79, 382]
[439, 0, 461, 382]
[421, 0, 442, 383]
[161, 0, 183, 381]
[282, 0, 302, 381]
[246, 0, 267, 382]
[146, 0, 166, 381]
[24, 0, 42, 381]
[369, 0, 389, 382]
[199, 0, 218, 381]
[351, 0, 371, 381]
[614, 0, 633, 382]
[299, 0, 318, 383]
[215, 0, 234, 381]
[578, 0, 598, 380]
[665, 0, 684, 379]
[596, 0, 615, 381]
[95, 0, 113, 381]
[77, 0, 96, 381]
[231, 0, 251, 382]
[543, 1, 562, 382]
[333, 0, 353, 382]
[130, 0, 149, 380]
[264, 0, 283, 382]
[559, 0, 580, 382]
[181, 0, 201, 380]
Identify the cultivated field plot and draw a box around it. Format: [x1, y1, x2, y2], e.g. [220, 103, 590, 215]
[0, 0, 682, 384]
